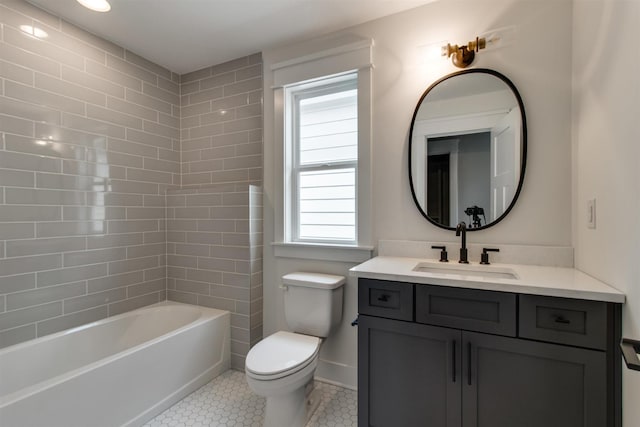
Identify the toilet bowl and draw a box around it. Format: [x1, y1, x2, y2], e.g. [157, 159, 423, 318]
[246, 331, 322, 427]
[245, 272, 345, 427]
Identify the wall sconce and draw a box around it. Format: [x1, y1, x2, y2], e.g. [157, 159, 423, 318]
[442, 37, 486, 68]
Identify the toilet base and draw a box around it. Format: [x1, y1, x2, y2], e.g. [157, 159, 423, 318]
[306, 381, 321, 423]
[263, 380, 319, 427]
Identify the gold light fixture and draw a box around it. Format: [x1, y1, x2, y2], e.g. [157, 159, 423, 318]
[442, 37, 486, 68]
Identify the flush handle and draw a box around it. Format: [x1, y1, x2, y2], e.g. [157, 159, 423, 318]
[377, 294, 390, 302]
[554, 315, 571, 324]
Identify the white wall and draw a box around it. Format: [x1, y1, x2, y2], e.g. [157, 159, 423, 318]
[572, 1, 640, 425]
[262, 0, 574, 388]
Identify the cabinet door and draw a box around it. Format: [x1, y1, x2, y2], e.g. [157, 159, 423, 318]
[358, 315, 461, 427]
[462, 332, 606, 427]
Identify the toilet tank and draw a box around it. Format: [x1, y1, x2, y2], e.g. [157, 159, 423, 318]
[282, 272, 345, 338]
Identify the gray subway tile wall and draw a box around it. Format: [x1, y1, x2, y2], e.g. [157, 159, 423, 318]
[180, 54, 263, 189]
[0, 0, 178, 348]
[172, 57, 263, 369]
[166, 185, 263, 369]
[0, 0, 264, 357]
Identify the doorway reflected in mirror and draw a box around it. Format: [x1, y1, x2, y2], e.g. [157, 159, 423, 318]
[409, 69, 526, 231]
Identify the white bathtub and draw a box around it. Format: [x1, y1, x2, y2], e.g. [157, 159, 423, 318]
[0, 301, 230, 427]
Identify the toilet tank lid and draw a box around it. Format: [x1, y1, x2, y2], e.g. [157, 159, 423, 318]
[282, 272, 345, 289]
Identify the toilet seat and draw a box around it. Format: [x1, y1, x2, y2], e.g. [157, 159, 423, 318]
[246, 331, 321, 380]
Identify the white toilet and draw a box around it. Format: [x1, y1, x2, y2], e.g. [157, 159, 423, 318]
[245, 272, 345, 427]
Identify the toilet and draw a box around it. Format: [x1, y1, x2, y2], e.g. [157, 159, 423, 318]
[245, 272, 345, 427]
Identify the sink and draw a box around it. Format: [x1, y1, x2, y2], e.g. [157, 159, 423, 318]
[412, 262, 519, 280]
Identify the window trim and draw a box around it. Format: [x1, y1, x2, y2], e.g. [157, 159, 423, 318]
[271, 241, 373, 263]
[271, 38, 374, 261]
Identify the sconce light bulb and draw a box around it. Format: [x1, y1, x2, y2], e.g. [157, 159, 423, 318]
[420, 41, 449, 63]
[442, 43, 459, 58]
[479, 25, 517, 51]
[485, 35, 501, 46]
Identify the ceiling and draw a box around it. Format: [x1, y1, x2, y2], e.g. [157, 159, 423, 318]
[28, 0, 436, 75]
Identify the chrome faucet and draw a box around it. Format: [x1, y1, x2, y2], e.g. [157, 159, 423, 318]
[455, 221, 469, 264]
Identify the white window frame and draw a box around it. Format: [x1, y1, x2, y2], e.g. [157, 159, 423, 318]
[271, 38, 374, 262]
[286, 74, 358, 245]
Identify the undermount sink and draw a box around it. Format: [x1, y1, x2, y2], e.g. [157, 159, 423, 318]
[412, 261, 519, 280]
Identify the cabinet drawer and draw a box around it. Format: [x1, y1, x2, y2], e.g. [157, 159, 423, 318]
[519, 295, 607, 350]
[415, 285, 516, 336]
[358, 279, 414, 321]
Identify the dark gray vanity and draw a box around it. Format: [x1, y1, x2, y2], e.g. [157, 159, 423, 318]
[355, 67, 625, 426]
[356, 277, 622, 427]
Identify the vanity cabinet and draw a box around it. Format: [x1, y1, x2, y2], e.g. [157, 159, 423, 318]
[357, 278, 622, 427]
[462, 331, 606, 427]
[359, 315, 461, 426]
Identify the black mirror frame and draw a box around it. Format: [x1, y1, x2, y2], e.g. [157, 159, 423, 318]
[408, 68, 527, 231]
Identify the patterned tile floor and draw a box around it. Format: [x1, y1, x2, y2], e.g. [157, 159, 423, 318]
[143, 370, 357, 427]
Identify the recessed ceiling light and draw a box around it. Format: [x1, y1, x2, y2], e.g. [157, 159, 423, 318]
[76, 0, 111, 12]
[19, 25, 48, 39]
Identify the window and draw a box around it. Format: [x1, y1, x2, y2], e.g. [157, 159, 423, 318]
[270, 36, 373, 261]
[285, 74, 358, 244]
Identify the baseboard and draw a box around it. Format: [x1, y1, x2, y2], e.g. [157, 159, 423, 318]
[315, 358, 357, 390]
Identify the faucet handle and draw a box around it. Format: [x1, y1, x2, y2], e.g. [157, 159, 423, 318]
[480, 248, 500, 265]
[431, 245, 448, 262]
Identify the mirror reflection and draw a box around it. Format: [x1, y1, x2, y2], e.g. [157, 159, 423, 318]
[409, 69, 526, 230]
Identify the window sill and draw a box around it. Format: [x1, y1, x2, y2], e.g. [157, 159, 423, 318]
[272, 242, 374, 263]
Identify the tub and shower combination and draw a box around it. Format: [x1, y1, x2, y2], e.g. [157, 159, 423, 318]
[0, 301, 230, 427]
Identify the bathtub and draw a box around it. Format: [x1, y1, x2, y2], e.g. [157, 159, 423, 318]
[0, 301, 230, 427]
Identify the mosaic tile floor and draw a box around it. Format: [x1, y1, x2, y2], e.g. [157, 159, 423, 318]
[143, 370, 357, 427]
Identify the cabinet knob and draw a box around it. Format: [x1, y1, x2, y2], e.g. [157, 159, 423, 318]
[377, 294, 389, 302]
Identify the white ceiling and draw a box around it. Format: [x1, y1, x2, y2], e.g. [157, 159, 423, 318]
[28, 0, 436, 75]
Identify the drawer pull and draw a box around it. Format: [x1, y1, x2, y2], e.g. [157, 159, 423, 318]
[621, 339, 640, 371]
[377, 294, 390, 302]
[554, 316, 571, 324]
[452, 340, 457, 383]
[467, 342, 472, 386]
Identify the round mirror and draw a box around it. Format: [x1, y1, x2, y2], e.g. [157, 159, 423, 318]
[409, 69, 527, 231]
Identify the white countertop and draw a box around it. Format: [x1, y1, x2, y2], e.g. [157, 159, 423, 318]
[349, 256, 625, 303]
